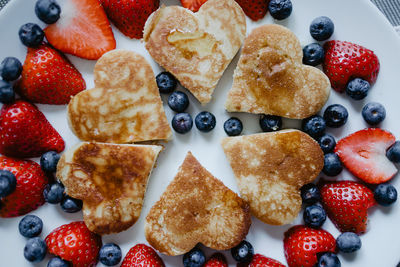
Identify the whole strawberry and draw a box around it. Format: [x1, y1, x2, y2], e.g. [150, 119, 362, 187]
[335, 128, 397, 184]
[235, 0, 269, 21]
[0, 100, 65, 158]
[205, 253, 227, 267]
[121, 243, 165, 267]
[16, 43, 86, 105]
[238, 253, 285, 267]
[323, 40, 380, 92]
[46, 221, 102, 267]
[319, 180, 376, 234]
[100, 0, 159, 39]
[0, 156, 48, 217]
[284, 225, 336, 267]
[180, 0, 208, 12]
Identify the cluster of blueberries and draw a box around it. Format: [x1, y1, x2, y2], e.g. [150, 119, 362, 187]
[0, 0, 63, 104]
[16, 212, 123, 266]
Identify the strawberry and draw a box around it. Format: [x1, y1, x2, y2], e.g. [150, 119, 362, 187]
[238, 254, 285, 267]
[44, 0, 116, 60]
[335, 128, 397, 184]
[100, 0, 159, 39]
[205, 253, 227, 267]
[323, 40, 380, 92]
[319, 180, 376, 234]
[235, 0, 269, 21]
[46, 221, 102, 267]
[16, 43, 86, 105]
[0, 100, 65, 158]
[180, 0, 207, 12]
[121, 243, 165, 267]
[0, 156, 48, 217]
[284, 225, 336, 267]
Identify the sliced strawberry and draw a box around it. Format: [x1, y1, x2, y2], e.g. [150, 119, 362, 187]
[180, 0, 208, 12]
[235, 0, 269, 21]
[100, 0, 159, 39]
[323, 40, 380, 92]
[16, 43, 85, 104]
[46, 221, 102, 267]
[284, 225, 336, 267]
[0, 156, 48, 217]
[335, 128, 397, 184]
[121, 244, 165, 267]
[0, 100, 65, 158]
[319, 180, 376, 234]
[44, 0, 116, 60]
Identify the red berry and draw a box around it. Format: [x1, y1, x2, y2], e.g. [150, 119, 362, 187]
[205, 253, 227, 267]
[235, 0, 269, 21]
[121, 243, 165, 267]
[46, 221, 102, 267]
[238, 253, 285, 267]
[0, 156, 48, 217]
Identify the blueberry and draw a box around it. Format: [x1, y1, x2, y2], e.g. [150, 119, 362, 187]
[168, 91, 189, 112]
[48, 257, 71, 267]
[60, 195, 82, 213]
[345, 78, 370, 100]
[43, 182, 65, 204]
[19, 23, 45, 47]
[195, 111, 216, 132]
[303, 204, 326, 228]
[172, 113, 193, 134]
[387, 141, 400, 163]
[0, 80, 15, 104]
[302, 43, 324, 66]
[318, 134, 336, 154]
[183, 247, 206, 267]
[224, 117, 243, 136]
[374, 183, 397, 206]
[300, 183, 320, 205]
[0, 57, 22, 81]
[323, 153, 343, 176]
[99, 243, 122, 266]
[19, 215, 43, 238]
[156, 72, 177, 94]
[268, 0, 292, 20]
[323, 104, 348, 128]
[301, 115, 326, 138]
[231, 240, 254, 263]
[336, 232, 362, 253]
[310, 16, 334, 41]
[35, 0, 61, 24]
[24, 237, 47, 262]
[40, 151, 61, 173]
[316, 252, 341, 267]
[362, 102, 386, 125]
[0, 169, 17, 198]
[259, 115, 282, 132]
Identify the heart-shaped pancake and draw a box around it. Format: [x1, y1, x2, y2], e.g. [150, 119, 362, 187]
[221, 130, 324, 225]
[145, 152, 251, 256]
[225, 24, 330, 119]
[57, 142, 162, 235]
[143, 0, 246, 104]
[68, 50, 171, 143]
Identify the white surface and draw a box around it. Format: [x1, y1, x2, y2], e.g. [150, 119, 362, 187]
[0, 0, 400, 266]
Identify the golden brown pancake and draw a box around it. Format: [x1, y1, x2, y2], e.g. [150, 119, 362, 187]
[221, 130, 324, 225]
[225, 24, 330, 119]
[68, 50, 172, 143]
[145, 152, 251, 256]
[143, 0, 246, 104]
[57, 142, 162, 235]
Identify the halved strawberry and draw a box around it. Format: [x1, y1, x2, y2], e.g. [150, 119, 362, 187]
[335, 128, 397, 184]
[235, 0, 269, 21]
[180, 0, 208, 12]
[44, 0, 116, 60]
[319, 180, 376, 234]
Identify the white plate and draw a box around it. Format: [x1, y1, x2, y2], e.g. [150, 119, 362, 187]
[1, 0, 400, 266]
